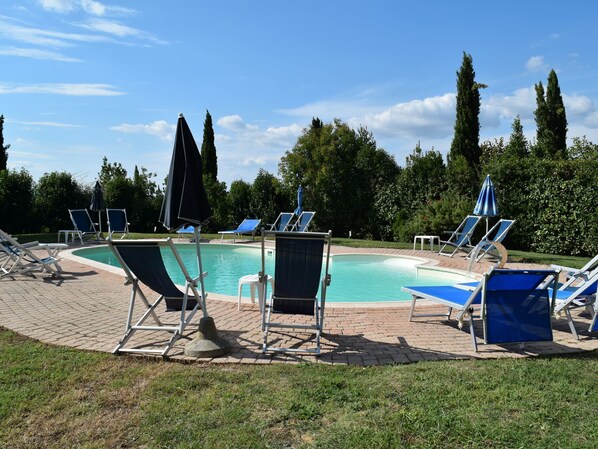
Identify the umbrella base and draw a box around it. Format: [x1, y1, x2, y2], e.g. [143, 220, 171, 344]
[184, 316, 231, 358]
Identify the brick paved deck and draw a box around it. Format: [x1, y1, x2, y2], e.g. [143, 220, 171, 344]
[1, 241, 596, 365]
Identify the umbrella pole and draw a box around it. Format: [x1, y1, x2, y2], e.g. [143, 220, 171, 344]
[194, 226, 209, 319]
[185, 225, 232, 358]
[98, 210, 102, 235]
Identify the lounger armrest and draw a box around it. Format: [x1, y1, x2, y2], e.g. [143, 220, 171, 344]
[191, 271, 208, 284]
[550, 264, 580, 275]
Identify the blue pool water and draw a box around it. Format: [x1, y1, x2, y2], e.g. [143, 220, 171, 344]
[73, 243, 473, 302]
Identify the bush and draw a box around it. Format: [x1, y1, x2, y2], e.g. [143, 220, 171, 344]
[393, 194, 474, 242]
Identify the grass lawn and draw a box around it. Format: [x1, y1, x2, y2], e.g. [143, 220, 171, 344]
[1, 328, 597, 448]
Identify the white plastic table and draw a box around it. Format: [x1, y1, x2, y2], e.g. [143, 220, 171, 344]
[413, 235, 440, 251]
[238, 274, 274, 312]
[58, 230, 79, 244]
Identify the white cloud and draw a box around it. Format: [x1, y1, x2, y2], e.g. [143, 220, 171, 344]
[0, 46, 81, 62]
[0, 82, 123, 96]
[110, 120, 176, 141]
[76, 19, 140, 37]
[217, 115, 259, 132]
[526, 55, 548, 72]
[278, 100, 381, 119]
[38, 0, 76, 14]
[0, 18, 109, 47]
[354, 93, 456, 139]
[11, 120, 81, 128]
[38, 0, 134, 17]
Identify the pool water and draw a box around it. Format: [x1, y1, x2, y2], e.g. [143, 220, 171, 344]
[74, 244, 473, 302]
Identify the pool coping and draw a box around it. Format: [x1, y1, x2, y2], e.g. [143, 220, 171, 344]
[61, 240, 480, 309]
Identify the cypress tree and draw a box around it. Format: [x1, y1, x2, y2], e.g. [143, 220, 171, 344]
[533, 71, 568, 159]
[201, 110, 217, 180]
[448, 52, 486, 173]
[546, 69, 568, 158]
[504, 115, 528, 159]
[533, 82, 550, 158]
[0, 115, 9, 171]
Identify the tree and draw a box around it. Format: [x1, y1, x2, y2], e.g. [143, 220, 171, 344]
[546, 69, 568, 158]
[448, 52, 486, 177]
[279, 118, 398, 238]
[250, 169, 285, 225]
[201, 110, 217, 180]
[34, 171, 89, 232]
[0, 169, 34, 233]
[568, 136, 598, 160]
[0, 115, 9, 171]
[503, 116, 529, 159]
[397, 143, 446, 215]
[227, 180, 252, 226]
[533, 70, 568, 159]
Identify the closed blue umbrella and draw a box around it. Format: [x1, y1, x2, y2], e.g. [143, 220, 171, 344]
[294, 184, 303, 216]
[473, 174, 499, 233]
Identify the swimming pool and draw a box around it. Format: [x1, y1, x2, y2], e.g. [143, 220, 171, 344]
[73, 243, 474, 303]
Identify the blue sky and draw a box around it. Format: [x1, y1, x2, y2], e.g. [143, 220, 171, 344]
[2, 0, 598, 188]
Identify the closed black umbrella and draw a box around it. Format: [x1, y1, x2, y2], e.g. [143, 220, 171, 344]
[159, 113, 229, 357]
[90, 180, 105, 234]
[159, 114, 212, 229]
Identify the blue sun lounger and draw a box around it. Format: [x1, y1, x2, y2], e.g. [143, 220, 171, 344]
[218, 218, 261, 242]
[268, 212, 294, 232]
[290, 211, 315, 232]
[438, 215, 482, 257]
[551, 268, 598, 338]
[403, 268, 559, 351]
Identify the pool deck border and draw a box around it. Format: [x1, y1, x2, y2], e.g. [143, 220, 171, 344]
[1, 239, 596, 365]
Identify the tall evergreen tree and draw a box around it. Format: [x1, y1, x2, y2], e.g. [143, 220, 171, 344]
[0, 115, 9, 171]
[201, 110, 217, 180]
[546, 69, 568, 158]
[533, 71, 568, 159]
[448, 52, 486, 173]
[504, 115, 529, 159]
[533, 81, 550, 158]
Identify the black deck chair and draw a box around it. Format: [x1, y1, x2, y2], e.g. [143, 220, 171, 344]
[68, 209, 101, 244]
[109, 238, 206, 357]
[107, 208, 130, 239]
[259, 229, 332, 355]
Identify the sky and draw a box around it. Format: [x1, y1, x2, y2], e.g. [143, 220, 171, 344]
[2, 0, 598, 188]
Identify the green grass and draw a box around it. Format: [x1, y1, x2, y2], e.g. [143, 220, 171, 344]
[1, 328, 596, 448]
[16, 232, 591, 269]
